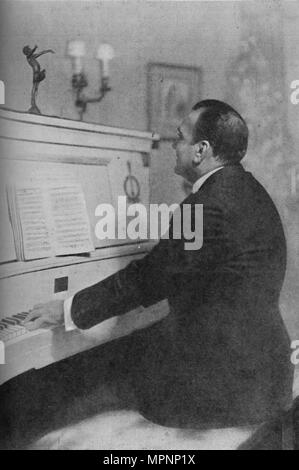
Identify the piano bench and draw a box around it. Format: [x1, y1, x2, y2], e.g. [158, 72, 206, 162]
[27, 410, 260, 450]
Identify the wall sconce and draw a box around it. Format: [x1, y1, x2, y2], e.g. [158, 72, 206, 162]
[67, 40, 115, 120]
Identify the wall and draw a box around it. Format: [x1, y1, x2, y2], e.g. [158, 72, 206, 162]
[281, 0, 299, 339]
[0, 0, 241, 128]
[0, 0, 242, 206]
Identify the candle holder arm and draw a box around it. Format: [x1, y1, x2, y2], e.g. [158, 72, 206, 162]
[72, 73, 111, 119]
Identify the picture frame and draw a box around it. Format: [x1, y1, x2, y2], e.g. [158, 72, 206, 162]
[286, 165, 299, 211]
[147, 63, 202, 139]
[290, 165, 299, 198]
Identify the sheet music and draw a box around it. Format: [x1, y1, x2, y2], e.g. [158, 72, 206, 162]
[49, 184, 94, 256]
[15, 186, 54, 260]
[0, 185, 16, 263]
[8, 177, 94, 261]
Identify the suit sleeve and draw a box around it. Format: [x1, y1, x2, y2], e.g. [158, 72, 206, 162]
[71, 198, 227, 329]
[70, 238, 171, 329]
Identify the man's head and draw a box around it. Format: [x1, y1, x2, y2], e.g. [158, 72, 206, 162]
[173, 99, 248, 183]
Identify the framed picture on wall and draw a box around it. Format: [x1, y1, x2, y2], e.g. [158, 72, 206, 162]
[147, 63, 202, 139]
[290, 165, 299, 198]
[286, 165, 299, 211]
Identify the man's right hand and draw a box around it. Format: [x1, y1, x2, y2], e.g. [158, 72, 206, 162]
[23, 300, 65, 331]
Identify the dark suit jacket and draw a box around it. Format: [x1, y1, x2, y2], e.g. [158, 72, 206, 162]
[71, 163, 294, 427]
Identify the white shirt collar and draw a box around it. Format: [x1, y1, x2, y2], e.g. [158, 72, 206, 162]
[191, 166, 224, 194]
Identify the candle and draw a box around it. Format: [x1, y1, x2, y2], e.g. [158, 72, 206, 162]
[67, 40, 86, 74]
[96, 44, 115, 77]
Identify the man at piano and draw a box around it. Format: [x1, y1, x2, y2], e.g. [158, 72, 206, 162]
[24, 99, 293, 429]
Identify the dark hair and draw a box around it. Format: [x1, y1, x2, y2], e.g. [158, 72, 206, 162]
[192, 99, 248, 164]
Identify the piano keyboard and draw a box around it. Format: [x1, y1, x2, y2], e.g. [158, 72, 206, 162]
[0, 300, 169, 387]
[0, 312, 29, 342]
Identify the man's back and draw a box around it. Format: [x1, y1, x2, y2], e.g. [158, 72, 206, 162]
[131, 164, 293, 428]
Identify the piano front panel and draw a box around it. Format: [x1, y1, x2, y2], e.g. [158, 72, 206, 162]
[0, 250, 169, 385]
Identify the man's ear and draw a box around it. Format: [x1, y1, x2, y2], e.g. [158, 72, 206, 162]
[193, 140, 209, 166]
[196, 140, 210, 156]
[193, 146, 202, 167]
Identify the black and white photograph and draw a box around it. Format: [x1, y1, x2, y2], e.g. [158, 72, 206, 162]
[0, 0, 298, 452]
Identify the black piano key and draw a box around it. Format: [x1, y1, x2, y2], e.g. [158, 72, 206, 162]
[2, 318, 18, 326]
[0, 321, 8, 329]
[17, 312, 28, 319]
[12, 314, 25, 320]
[10, 315, 22, 324]
[12, 314, 27, 321]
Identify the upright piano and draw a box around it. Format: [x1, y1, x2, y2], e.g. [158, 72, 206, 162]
[0, 109, 169, 387]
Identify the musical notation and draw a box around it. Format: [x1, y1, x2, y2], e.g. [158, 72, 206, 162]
[6, 180, 94, 261]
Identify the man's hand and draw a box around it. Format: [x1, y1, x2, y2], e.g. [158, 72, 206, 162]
[23, 300, 65, 331]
